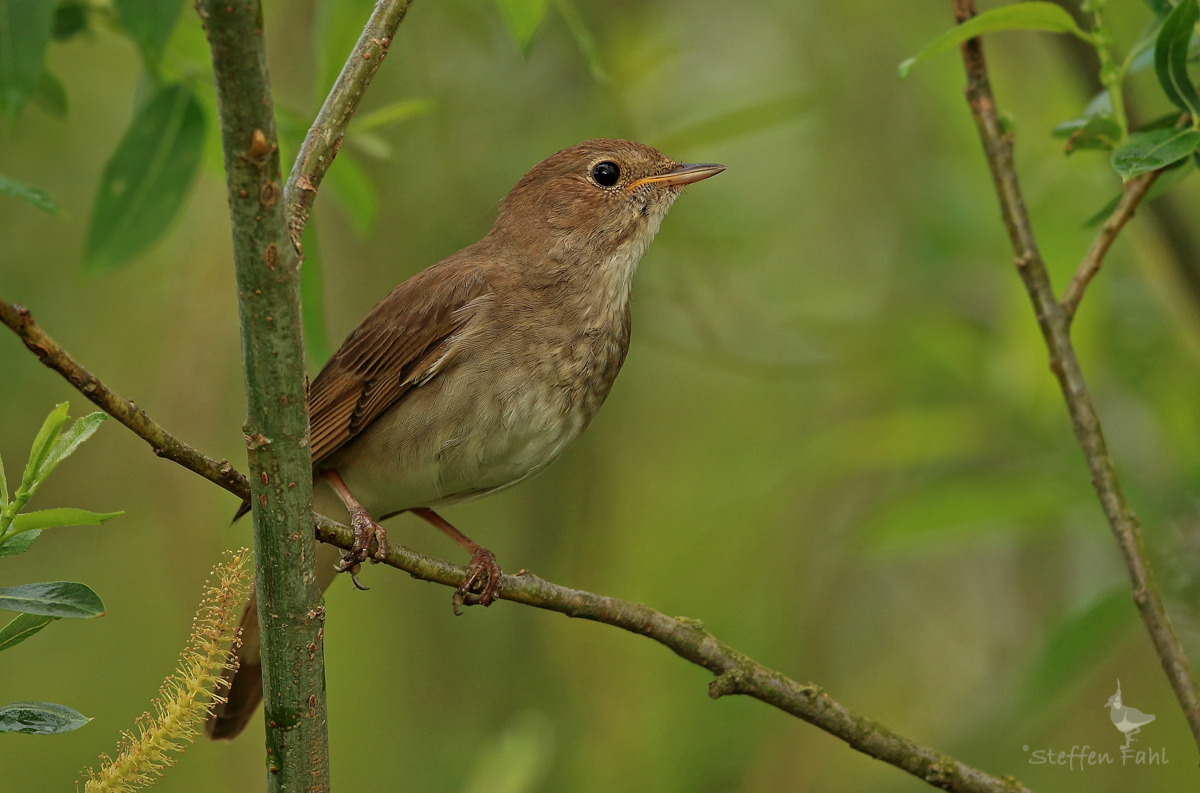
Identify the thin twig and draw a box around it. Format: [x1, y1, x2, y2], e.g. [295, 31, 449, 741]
[951, 0, 1200, 751]
[282, 0, 416, 250]
[0, 298, 251, 501]
[1061, 169, 1161, 323]
[0, 300, 1034, 793]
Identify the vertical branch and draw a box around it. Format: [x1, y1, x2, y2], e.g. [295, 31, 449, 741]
[197, 0, 329, 788]
[951, 0, 1200, 750]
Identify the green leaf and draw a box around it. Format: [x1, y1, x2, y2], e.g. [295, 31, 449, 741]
[324, 153, 378, 238]
[1111, 126, 1200, 179]
[495, 0, 550, 57]
[352, 99, 434, 133]
[0, 530, 39, 557]
[51, 0, 86, 41]
[0, 582, 105, 618]
[31, 68, 66, 119]
[653, 93, 812, 154]
[0, 171, 58, 213]
[0, 701, 90, 734]
[11, 508, 122, 534]
[554, 0, 608, 82]
[898, 2, 1090, 79]
[1060, 115, 1123, 153]
[1144, 0, 1174, 16]
[0, 613, 56, 652]
[20, 403, 68, 494]
[1023, 588, 1137, 710]
[0, 0, 56, 126]
[83, 83, 205, 274]
[301, 220, 332, 373]
[1155, 0, 1200, 116]
[1084, 155, 1194, 227]
[114, 0, 185, 71]
[0, 447, 7, 507]
[36, 411, 105, 483]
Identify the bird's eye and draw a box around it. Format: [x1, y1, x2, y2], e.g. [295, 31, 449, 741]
[591, 161, 620, 187]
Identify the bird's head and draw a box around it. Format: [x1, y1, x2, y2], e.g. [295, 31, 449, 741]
[491, 139, 724, 267]
[1106, 681, 1122, 709]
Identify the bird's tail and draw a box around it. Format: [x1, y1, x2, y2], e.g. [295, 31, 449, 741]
[206, 541, 344, 740]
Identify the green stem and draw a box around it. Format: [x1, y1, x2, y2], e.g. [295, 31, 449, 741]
[197, 0, 330, 788]
[1090, 6, 1128, 140]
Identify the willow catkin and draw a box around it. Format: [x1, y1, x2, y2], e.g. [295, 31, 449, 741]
[83, 548, 251, 793]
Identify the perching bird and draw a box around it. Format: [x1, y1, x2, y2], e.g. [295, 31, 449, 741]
[1105, 680, 1155, 747]
[205, 139, 724, 739]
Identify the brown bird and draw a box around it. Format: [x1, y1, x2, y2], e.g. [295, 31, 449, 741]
[205, 138, 724, 739]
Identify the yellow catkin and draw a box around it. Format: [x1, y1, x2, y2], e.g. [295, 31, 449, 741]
[83, 549, 251, 793]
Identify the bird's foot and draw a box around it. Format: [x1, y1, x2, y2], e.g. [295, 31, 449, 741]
[452, 546, 502, 615]
[334, 506, 387, 588]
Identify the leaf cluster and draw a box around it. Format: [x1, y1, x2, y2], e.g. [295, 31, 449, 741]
[0, 403, 119, 736]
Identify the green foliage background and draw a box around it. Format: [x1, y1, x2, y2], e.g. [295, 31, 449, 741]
[2, 0, 1199, 790]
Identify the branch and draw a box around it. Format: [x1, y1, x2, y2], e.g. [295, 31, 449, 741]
[951, 0, 1200, 751]
[0, 305, 1034, 793]
[1061, 169, 1161, 323]
[198, 0, 329, 786]
[282, 0, 415, 249]
[0, 298, 251, 502]
[316, 517, 1033, 793]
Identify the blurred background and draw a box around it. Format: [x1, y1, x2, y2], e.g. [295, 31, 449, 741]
[2, 0, 1199, 790]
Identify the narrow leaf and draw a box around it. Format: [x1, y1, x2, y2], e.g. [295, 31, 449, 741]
[1155, 0, 1200, 116]
[36, 412, 106, 482]
[1144, 0, 1174, 16]
[1085, 156, 1194, 227]
[83, 83, 205, 274]
[351, 99, 434, 133]
[0, 582, 105, 618]
[113, 0, 185, 70]
[1111, 127, 1200, 179]
[0, 701, 90, 734]
[0, 0, 56, 126]
[0, 172, 58, 213]
[1062, 115, 1122, 153]
[1024, 588, 1137, 710]
[554, 0, 608, 82]
[0, 613, 56, 652]
[653, 93, 811, 153]
[495, 0, 550, 57]
[31, 68, 66, 119]
[898, 2, 1090, 79]
[0, 447, 8, 507]
[324, 153, 379, 238]
[20, 402, 68, 494]
[12, 508, 122, 533]
[0, 530, 39, 557]
[301, 220, 332, 373]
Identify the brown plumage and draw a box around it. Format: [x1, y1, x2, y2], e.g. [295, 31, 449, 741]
[206, 139, 723, 740]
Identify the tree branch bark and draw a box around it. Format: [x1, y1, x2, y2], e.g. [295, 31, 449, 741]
[283, 0, 415, 251]
[197, 0, 329, 787]
[950, 0, 1200, 751]
[0, 300, 1034, 793]
[1061, 170, 1160, 324]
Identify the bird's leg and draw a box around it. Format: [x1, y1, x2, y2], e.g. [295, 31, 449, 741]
[323, 470, 388, 589]
[410, 507, 502, 613]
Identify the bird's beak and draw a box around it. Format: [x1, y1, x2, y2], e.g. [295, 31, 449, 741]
[626, 162, 726, 191]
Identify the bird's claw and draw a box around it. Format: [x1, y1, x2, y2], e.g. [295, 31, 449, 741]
[335, 507, 387, 586]
[452, 547, 502, 615]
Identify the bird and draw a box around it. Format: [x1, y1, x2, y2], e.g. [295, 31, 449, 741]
[1105, 680, 1155, 747]
[205, 139, 724, 739]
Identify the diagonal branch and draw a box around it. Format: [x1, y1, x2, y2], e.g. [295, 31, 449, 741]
[1061, 169, 1161, 323]
[282, 0, 416, 250]
[951, 0, 1200, 751]
[1, 300, 1034, 793]
[0, 298, 251, 501]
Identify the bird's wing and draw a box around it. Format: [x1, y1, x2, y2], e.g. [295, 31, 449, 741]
[309, 257, 494, 466]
